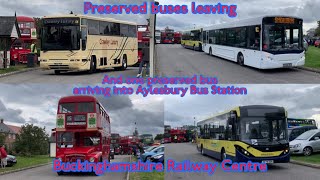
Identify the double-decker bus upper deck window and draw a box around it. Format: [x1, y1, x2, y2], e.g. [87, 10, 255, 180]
[59, 103, 75, 113]
[78, 102, 95, 112]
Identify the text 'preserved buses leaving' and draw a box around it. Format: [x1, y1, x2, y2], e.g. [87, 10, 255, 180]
[202, 16, 305, 69]
[54, 95, 111, 175]
[197, 105, 290, 163]
[40, 14, 138, 74]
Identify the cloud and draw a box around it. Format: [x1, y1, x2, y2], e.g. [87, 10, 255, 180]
[0, 100, 26, 123]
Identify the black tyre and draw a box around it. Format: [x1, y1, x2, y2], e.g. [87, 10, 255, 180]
[57, 171, 63, 176]
[221, 149, 227, 161]
[111, 155, 114, 159]
[303, 147, 312, 156]
[201, 145, 205, 155]
[237, 53, 244, 66]
[193, 45, 196, 51]
[209, 48, 212, 55]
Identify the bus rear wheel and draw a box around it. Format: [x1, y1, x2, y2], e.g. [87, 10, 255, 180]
[237, 53, 244, 66]
[54, 70, 61, 75]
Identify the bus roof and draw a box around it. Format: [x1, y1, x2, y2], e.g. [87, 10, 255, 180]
[202, 15, 302, 31]
[17, 16, 35, 22]
[58, 95, 107, 113]
[42, 14, 137, 26]
[197, 105, 285, 125]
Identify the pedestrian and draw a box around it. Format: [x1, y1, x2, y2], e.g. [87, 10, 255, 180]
[137, 43, 150, 77]
[0, 145, 7, 168]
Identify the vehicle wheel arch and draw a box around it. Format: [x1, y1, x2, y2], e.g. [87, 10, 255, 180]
[303, 146, 313, 156]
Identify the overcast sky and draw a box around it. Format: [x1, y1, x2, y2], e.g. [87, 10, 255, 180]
[165, 85, 320, 128]
[0, 84, 164, 137]
[0, 0, 318, 33]
[156, 0, 320, 33]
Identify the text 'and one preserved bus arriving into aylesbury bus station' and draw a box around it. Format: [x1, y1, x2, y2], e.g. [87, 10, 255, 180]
[197, 105, 290, 163]
[53, 96, 111, 175]
[40, 14, 138, 74]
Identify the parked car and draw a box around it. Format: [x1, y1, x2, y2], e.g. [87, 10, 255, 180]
[140, 145, 165, 162]
[144, 145, 159, 152]
[288, 126, 318, 141]
[6, 155, 17, 166]
[315, 40, 320, 47]
[150, 152, 164, 164]
[290, 129, 320, 156]
[110, 145, 115, 159]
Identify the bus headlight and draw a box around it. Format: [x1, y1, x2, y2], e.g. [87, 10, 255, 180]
[89, 157, 95, 162]
[235, 145, 254, 157]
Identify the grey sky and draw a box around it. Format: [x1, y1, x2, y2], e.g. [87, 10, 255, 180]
[165, 85, 320, 128]
[0, 84, 164, 136]
[156, 0, 320, 33]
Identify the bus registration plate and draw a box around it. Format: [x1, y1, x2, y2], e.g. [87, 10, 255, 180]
[262, 160, 274, 164]
[283, 63, 292, 67]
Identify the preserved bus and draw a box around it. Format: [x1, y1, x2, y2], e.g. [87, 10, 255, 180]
[197, 105, 290, 163]
[111, 133, 121, 155]
[202, 16, 305, 69]
[164, 125, 171, 143]
[161, 27, 175, 44]
[170, 127, 186, 143]
[10, 16, 37, 65]
[40, 14, 138, 74]
[119, 135, 138, 155]
[54, 95, 111, 175]
[155, 30, 161, 44]
[174, 31, 181, 44]
[287, 118, 317, 127]
[181, 29, 202, 51]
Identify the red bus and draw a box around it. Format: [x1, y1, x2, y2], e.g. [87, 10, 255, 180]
[137, 25, 150, 65]
[161, 27, 175, 44]
[120, 135, 138, 155]
[170, 127, 186, 143]
[164, 125, 171, 143]
[54, 96, 111, 175]
[10, 16, 37, 65]
[174, 32, 181, 44]
[111, 133, 121, 155]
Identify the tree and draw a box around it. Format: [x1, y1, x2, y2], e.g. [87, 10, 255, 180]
[14, 124, 49, 156]
[0, 133, 6, 146]
[154, 134, 163, 140]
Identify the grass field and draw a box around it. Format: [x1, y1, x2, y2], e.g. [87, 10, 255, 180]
[129, 156, 164, 180]
[291, 153, 320, 164]
[305, 46, 320, 69]
[0, 155, 52, 173]
[0, 65, 27, 74]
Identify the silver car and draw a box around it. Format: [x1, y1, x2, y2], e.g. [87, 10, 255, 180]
[303, 39, 308, 52]
[290, 129, 320, 156]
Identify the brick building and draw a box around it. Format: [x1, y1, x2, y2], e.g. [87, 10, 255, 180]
[0, 119, 21, 150]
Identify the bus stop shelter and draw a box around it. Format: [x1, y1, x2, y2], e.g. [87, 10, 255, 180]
[0, 16, 20, 68]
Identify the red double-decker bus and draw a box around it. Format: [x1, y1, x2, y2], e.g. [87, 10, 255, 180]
[170, 127, 186, 143]
[119, 135, 138, 155]
[161, 27, 175, 44]
[174, 32, 181, 44]
[54, 96, 111, 175]
[111, 133, 121, 155]
[137, 25, 150, 65]
[164, 125, 171, 143]
[10, 16, 37, 64]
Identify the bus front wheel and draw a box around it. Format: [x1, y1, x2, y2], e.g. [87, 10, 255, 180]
[209, 48, 212, 56]
[89, 56, 97, 74]
[201, 145, 205, 155]
[221, 149, 227, 161]
[237, 53, 244, 66]
[54, 70, 61, 75]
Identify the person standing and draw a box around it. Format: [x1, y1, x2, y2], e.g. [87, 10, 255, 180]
[0, 145, 7, 168]
[137, 43, 150, 77]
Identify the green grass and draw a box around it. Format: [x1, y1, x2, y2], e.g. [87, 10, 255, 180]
[0, 65, 28, 74]
[305, 46, 320, 69]
[291, 153, 320, 164]
[0, 155, 52, 173]
[129, 156, 164, 180]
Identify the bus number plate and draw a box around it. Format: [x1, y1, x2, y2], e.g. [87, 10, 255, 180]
[262, 160, 274, 164]
[283, 63, 292, 67]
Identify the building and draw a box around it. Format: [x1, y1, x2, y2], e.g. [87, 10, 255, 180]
[0, 119, 21, 150]
[0, 16, 20, 68]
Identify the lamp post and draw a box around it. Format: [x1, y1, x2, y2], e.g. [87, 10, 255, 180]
[149, 1, 159, 77]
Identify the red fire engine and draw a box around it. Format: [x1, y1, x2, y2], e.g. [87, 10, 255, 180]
[54, 96, 111, 175]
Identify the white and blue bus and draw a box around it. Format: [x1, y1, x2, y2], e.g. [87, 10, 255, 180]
[202, 16, 305, 69]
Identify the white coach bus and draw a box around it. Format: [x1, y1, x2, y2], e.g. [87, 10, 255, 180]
[202, 16, 305, 69]
[40, 14, 138, 74]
